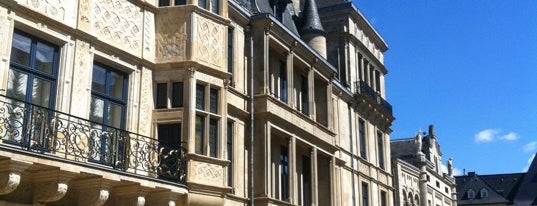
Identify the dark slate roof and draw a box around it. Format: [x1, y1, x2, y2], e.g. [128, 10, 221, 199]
[513, 154, 537, 206]
[455, 153, 537, 206]
[455, 172, 509, 205]
[479, 173, 525, 201]
[299, 0, 325, 35]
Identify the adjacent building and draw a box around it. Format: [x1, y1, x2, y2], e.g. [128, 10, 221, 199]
[391, 125, 457, 206]
[455, 155, 537, 206]
[0, 0, 394, 205]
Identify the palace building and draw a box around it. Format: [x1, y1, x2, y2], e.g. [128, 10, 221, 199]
[0, 0, 394, 205]
[391, 125, 458, 206]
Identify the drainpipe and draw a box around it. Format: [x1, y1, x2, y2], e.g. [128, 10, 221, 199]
[348, 103, 356, 206]
[247, 25, 255, 206]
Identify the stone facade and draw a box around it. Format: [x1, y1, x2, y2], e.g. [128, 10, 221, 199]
[391, 125, 458, 206]
[0, 0, 394, 205]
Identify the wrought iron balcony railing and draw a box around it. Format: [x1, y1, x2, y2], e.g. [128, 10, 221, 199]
[0, 95, 187, 185]
[354, 81, 393, 116]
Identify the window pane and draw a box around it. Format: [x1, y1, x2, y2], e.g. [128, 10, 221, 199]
[359, 120, 367, 159]
[35, 42, 55, 74]
[209, 88, 218, 113]
[156, 83, 167, 109]
[227, 122, 233, 186]
[196, 84, 205, 110]
[211, 0, 219, 13]
[158, 124, 181, 147]
[31, 77, 52, 107]
[90, 97, 105, 124]
[109, 70, 125, 100]
[198, 0, 207, 9]
[10, 32, 32, 66]
[174, 0, 186, 5]
[195, 116, 204, 154]
[172, 82, 183, 108]
[108, 102, 123, 128]
[7, 69, 28, 101]
[228, 29, 233, 75]
[209, 118, 218, 157]
[92, 65, 107, 93]
[159, 0, 170, 6]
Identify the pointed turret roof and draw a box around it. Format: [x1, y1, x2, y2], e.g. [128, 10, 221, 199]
[300, 0, 325, 35]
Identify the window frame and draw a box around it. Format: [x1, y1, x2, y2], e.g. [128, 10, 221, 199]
[7, 29, 60, 109]
[155, 81, 184, 109]
[158, 0, 186, 7]
[90, 63, 128, 129]
[194, 83, 221, 158]
[359, 119, 367, 160]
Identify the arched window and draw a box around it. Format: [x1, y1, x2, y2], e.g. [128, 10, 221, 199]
[467, 189, 476, 199]
[480, 188, 489, 198]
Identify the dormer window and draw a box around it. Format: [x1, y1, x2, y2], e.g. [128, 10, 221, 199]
[480, 188, 489, 198]
[467, 189, 476, 199]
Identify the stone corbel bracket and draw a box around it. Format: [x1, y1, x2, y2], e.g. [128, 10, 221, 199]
[32, 170, 75, 205]
[0, 159, 31, 195]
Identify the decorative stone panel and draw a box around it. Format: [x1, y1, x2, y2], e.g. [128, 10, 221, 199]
[15, 0, 77, 28]
[194, 14, 225, 69]
[191, 161, 223, 187]
[92, 0, 143, 56]
[155, 9, 188, 62]
[69, 40, 92, 119]
[138, 67, 153, 136]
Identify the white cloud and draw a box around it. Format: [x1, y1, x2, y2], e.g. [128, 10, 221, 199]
[501, 132, 519, 141]
[474, 129, 498, 143]
[523, 141, 537, 152]
[522, 154, 535, 172]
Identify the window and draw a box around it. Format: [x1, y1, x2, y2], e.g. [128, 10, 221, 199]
[7, 30, 59, 108]
[380, 191, 387, 206]
[227, 28, 234, 86]
[302, 156, 311, 206]
[359, 120, 367, 159]
[156, 82, 183, 109]
[358, 53, 363, 81]
[374, 70, 381, 92]
[227, 121, 233, 187]
[159, 0, 186, 7]
[480, 188, 489, 198]
[377, 131, 385, 169]
[361, 183, 369, 206]
[157, 123, 182, 180]
[280, 146, 289, 201]
[198, 0, 219, 14]
[5, 30, 59, 146]
[279, 61, 287, 102]
[337, 39, 347, 85]
[172, 82, 184, 108]
[156, 83, 167, 109]
[194, 83, 220, 158]
[89, 63, 128, 164]
[436, 181, 440, 188]
[90, 64, 127, 129]
[445, 187, 449, 194]
[467, 189, 475, 199]
[299, 75, 308, 115]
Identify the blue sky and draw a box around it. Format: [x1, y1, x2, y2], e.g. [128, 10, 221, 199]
[353, 0, 537, 175]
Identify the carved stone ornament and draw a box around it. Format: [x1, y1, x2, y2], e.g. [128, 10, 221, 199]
[92, 189, 110, 206]
[0, 173, 21, 195]
[34, 182, 69, 204]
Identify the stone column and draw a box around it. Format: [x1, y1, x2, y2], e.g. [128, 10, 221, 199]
[286, 51, 294, 107]
[307, 68, 314, 119]
[311, 148, 318, 206]
[289, 136, 297, 204]
[185, 67, 196, 154]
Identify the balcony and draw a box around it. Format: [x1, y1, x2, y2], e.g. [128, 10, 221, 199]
[354, 81, 393, 116]
[0, 95, 187, 185]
